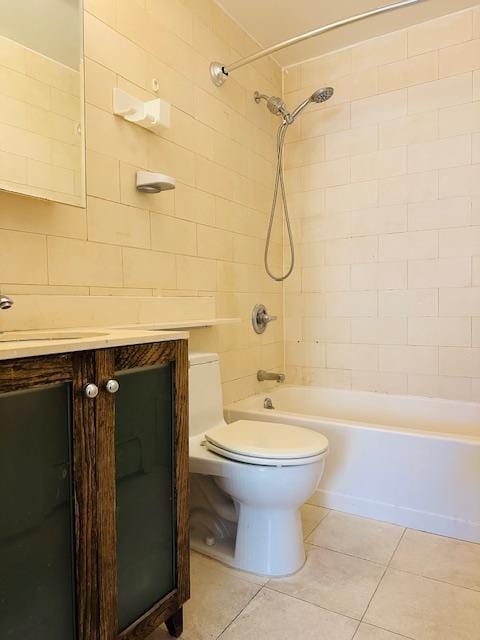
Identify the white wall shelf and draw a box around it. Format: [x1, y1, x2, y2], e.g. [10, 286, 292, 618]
[113, 88, 171, 131]
[114, 318, 241, 331]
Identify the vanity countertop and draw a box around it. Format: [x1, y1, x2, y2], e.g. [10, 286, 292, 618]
[0, 327, 189, 361]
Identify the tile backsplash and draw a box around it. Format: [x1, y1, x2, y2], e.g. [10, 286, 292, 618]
[284, 6, 480, 402]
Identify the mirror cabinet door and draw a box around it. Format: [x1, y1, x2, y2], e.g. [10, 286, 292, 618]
[0, 0, 85, 207]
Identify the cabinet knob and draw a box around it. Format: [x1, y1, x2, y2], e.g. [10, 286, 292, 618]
[105, 379, 120, 394]
[84, 383, 99, 399]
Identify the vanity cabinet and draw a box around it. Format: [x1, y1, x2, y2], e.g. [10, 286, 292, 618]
[0, 340, 189, 640]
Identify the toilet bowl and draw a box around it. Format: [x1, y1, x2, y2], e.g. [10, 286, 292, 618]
[188, 352, 328, 576]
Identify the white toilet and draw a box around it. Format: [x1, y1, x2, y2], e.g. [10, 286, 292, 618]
[188, 352, 328, 577]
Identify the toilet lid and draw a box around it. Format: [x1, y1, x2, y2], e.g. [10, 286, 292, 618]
[204, 420, 329, 462]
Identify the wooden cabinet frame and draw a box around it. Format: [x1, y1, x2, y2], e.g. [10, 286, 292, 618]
[0, 339, 190, 640]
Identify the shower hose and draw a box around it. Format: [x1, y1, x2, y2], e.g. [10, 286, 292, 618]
[264, 120, 295, 282]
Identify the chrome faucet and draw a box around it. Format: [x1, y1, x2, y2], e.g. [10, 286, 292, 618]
[0, 296, 13, 311]
[0, 296, 13, 333]
[257, 370, 285, 383]
[264, 397, 275, 409]
[252, 304, 278, 334]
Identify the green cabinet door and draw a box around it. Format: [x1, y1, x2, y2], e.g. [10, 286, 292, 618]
[0, 382, 76, 640]
[114, 364, 176, 632]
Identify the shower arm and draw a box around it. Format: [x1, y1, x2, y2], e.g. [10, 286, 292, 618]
[210, 0, 422, 86]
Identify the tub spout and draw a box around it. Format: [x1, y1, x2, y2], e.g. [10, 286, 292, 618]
[257, 370, 285, 383]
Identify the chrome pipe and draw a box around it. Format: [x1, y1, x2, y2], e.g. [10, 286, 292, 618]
[210, 0, 422, 86]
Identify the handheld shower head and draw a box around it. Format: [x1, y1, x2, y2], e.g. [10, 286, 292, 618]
[254, 86, 334, 124]
[290, 86, 334, 121]
[311, 87, 335, 103]
[256, 83, 335, 281]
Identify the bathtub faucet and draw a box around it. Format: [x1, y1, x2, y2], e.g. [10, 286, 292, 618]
[257, 370, 285, 383]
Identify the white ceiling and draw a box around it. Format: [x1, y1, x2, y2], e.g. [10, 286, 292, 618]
[216, 0, 479, 67]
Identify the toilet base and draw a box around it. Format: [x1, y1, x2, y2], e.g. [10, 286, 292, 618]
[191, 535, 236, 566]
[234, 504, 306, 576]
[190, 505, 306, 577]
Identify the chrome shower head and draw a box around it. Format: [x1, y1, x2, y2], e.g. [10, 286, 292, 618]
[254, 86, 334, 124]
[289, 86, 335, 121]
[254, 91, 291, 120]
[311, 87, 335, 103]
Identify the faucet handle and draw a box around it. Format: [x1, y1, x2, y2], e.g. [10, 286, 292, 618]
[252, 304, 277, 334]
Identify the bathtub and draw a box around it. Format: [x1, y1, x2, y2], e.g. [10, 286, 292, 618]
[225, 386, 480, 543]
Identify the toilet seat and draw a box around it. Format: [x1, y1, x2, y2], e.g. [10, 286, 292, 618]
[204, 420, 329, 467]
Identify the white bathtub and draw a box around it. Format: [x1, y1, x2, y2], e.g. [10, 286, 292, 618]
[225, 386, 480, 543]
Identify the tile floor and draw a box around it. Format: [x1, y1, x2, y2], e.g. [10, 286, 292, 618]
[148, 505, 480, 640]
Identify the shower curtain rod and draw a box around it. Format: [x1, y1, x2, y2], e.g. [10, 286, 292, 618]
[210, 0, 422, 86]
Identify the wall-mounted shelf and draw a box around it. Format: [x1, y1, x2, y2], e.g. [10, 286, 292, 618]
[113, 88, 171, 131]
[114, 318, 241, 331]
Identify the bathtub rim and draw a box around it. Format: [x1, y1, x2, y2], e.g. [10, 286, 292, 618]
[225, 385, 480, 445]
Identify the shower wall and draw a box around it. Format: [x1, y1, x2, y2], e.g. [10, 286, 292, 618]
[283, 6, 480, 401]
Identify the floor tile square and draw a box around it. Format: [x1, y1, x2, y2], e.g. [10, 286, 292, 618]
[307, 511, 404, 565]
[268, 545, 385, 619]
[390, 529, 480, 590]
[218, 588, 358, 640]
[365, 568, 480, 640]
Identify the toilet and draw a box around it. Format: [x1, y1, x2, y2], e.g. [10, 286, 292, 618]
[188, 352, 328, 577]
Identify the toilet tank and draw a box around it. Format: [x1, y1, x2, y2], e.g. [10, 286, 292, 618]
[188, 352, 226, 436]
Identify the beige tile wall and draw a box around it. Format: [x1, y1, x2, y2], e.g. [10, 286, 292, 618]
[284, 6, 480, 402]
[0, 0, 284, 403]
[0, 36, 83, 205]
[3, 1, 478, 404]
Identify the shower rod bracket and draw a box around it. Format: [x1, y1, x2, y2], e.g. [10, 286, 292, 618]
[210, 62, 229, 87]
[209, 0, 422, 86]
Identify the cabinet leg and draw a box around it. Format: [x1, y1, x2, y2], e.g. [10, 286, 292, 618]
[166, 608, 183, 638]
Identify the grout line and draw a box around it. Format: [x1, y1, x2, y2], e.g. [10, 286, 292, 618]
[387, 526, 408, 567]
[357, 527, 407, 625]
[351, 620, 362, 640]
[359, 562, 389, 625]
[306, 536, 388, 569]
[387, 564, 480, 595]
[303, 508, 332, 540]
[214, 583, 263, 639]
[262, 584, 363, 624]
[305, 539, 393, 567]
[359, 620, 417, 640]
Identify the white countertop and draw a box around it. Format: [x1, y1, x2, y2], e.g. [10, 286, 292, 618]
[0, 327, 189, 361]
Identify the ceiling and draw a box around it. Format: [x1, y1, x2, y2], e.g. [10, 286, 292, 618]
[216, 0, 479, 67]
